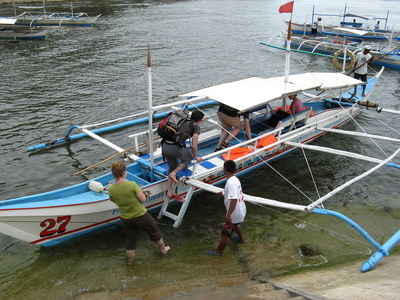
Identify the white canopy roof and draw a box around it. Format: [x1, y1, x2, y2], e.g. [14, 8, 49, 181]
[333, 27, 370, 36]
[182, 72, 362, 112]
[0, 18, 17, 25]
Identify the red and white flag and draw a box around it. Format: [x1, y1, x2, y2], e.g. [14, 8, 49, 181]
[278, 1, 294, 13]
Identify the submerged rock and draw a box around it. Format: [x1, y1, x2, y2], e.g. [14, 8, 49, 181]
[298, 245, 323, 257]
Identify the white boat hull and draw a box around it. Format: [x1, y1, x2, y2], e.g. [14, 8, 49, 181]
[0, 27, 47, 40]
[14, 14, 101, 26]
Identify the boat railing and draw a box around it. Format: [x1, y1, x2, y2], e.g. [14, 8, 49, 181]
[198, 121, 309, 165]
[128, 130, 161, 155]
[265, 34, 281, 46]
[192, 100, 365, 180]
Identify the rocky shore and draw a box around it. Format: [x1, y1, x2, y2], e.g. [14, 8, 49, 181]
[74, 254, 400, 300]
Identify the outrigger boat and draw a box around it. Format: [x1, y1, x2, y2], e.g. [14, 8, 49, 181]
[288, 4, 398, 41]
[262, 26, 400, 71]
[10, 2, 100, 27]
[1, 30, 400, 272]
[0, 26, 47, 40]
[261, 34, 400, 71]
[0, 16, 47, 40]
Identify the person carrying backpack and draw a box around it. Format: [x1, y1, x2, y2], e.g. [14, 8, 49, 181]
[161, 110, 204, 200]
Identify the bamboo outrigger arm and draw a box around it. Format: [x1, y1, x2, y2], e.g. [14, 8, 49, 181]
[182, 178, 308, 212]
[306, 147, 400, 211]
[316, 127, 400, 143]
[81, 128, 167, 177]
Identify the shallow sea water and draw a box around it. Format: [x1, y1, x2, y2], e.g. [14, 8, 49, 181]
[1, 0, 400, 299]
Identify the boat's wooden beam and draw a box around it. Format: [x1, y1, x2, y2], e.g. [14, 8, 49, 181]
[316, 127, 400, 143]
[377, 108, 400, 115]
[82, 129, 127, 154]
[183, 178, 308, 212]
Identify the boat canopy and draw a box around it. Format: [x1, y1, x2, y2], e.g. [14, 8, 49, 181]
[0, 18, 17, 25]
[18, 6, 46, 9]
[343, 13, 375, 21]
[333, 27, 370, 36]
[182, 73, 363, 112]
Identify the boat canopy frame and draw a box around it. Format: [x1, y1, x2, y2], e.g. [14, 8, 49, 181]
[182, 73, 364, 114]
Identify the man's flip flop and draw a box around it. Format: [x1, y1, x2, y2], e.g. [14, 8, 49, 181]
[231, 236, 247, 243]
[170, 195, 185, 202]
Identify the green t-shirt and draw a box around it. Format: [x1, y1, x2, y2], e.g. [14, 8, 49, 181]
[108, 180, 147, 219]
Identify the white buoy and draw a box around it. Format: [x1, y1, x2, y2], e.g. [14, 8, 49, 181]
[88, 181, 104, 193]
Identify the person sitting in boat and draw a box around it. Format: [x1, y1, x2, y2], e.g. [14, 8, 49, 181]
[351, 46, 374, 97]
[215, 104, 253, 151]
[108, 161, 170, 265]
[375, 21, 380, 30]
[268, 94, 303, 127]
[310, 17, 321, 38]
[162, 110, 204, 200]
[288, 94, 304, 114]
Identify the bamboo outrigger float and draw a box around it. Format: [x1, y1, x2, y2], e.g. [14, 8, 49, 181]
[1, 27, 400, 273]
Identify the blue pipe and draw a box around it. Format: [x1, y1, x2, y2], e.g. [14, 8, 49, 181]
[313, 208, 400, 272]
[312, 208, 385, 253]
[27, 100, 217, 151]
[361, 230, 400, 272]
[387, 162, 400, 170]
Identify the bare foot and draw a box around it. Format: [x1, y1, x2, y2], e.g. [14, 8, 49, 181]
[168, 173, 178, 183]
[161, 245, 170, 254]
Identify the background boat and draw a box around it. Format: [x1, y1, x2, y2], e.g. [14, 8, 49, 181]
[0, 25, 47, 40]
[10, 2, 100, 26]
[288, 4, 399, 41]
[261, 33, 400, 70]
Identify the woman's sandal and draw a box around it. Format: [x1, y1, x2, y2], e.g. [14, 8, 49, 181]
[222, 142, 231, 148]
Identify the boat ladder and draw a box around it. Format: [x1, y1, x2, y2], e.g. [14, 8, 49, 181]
[157, 184, 196, 228]
[157, 162, 210, 227]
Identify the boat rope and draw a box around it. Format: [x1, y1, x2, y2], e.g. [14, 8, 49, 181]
[247, 200, 373, 250]
[332, 99, 398, 162]
[185, 102, 320, 206]
[375, 118, 400, 136]
[81, 110, 149, 130]
[184, 93, 337, 207]
[82, 73, 147, 127]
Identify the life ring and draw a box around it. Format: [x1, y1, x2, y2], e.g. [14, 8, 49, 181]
[332, 49, 355, 71]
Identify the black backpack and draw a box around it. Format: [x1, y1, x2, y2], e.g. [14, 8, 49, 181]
[157, 109, 193, 146]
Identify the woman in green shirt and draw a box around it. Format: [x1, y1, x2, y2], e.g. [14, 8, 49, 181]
[108, 161, 170, 265]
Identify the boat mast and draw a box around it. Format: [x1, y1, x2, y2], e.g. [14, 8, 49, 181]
[342, 3, 347, 25]
[284, 20, 291, 83]
[147, 45, 155, 181]
[283, 6, 294, 108]
[71, 2, 74, 19]
[42, 0, 46, 17]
